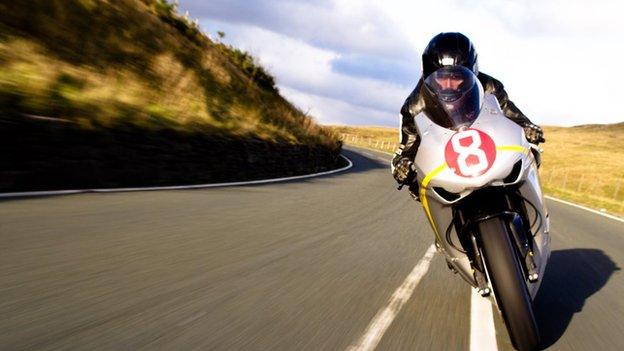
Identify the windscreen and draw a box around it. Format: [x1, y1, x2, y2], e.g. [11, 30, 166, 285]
[423, 66, 484, 129]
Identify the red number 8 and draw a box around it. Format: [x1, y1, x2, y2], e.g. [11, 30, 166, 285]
[445, 129, 496, 177]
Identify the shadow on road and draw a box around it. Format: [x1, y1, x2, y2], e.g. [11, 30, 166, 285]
[534, 248, 620, 349]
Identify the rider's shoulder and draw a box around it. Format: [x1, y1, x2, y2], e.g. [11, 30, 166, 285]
[477, 72, 505, 92]
[401, 78, 426, 117]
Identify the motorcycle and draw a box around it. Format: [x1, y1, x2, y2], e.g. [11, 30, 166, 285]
[408, 66, 550, 351]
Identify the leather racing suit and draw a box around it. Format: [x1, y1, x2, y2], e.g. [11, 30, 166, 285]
[393, 72, 542, 197]
[397, 72, 537, 164]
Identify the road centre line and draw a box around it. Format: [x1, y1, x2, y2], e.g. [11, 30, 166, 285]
[346, 244, 437, 351]
[348, 146, 619, 350]
[470, 288, 499, 351]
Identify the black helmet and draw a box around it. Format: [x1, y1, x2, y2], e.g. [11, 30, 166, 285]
[422, 66, 484, 129]
[422, 32, 478, 79]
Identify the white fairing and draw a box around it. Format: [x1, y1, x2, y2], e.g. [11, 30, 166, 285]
[413, 94, 551, 299]
[415, 94, 527, 195]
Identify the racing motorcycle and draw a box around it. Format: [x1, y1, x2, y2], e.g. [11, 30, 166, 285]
[407, 66, 550, 351]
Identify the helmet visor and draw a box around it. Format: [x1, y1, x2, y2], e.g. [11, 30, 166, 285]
[423, 66, 483, 129]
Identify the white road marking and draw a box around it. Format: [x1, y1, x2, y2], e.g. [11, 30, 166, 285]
[545, 195, 624, 223]
[344, 145, 620, 350]
[470, 288, 499, 351]
[346, 244, 437, 351]
[362, 152, 374, 157]
[0, 156, 353, 199]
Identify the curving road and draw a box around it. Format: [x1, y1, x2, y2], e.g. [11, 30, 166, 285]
[1, 147, 623, 350]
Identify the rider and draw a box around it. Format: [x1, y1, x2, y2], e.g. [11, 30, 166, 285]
[392, 32, 544, 195]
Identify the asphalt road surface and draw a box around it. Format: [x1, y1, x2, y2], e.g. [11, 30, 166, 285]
[1, 147, 623, 350]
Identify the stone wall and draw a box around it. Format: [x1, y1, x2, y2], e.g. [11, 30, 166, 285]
[0, 116, 345, 192]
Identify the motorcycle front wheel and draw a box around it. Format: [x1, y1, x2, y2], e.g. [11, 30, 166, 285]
[478, 217, 539, 351]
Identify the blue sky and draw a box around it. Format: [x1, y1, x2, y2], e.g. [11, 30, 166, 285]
[178, 0, 623, 127]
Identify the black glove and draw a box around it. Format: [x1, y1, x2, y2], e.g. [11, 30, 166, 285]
[392, 154, 420, 201]
[392, 155, 415, 184]
[523, 123, 545, 144]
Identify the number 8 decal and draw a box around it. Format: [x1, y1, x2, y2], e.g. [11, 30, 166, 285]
[445, 128, 496, 177]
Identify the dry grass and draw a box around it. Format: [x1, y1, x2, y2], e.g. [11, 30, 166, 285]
[328, 125, 400, 152]
[0, 0, 339, 148]
[328, 124, 624, 217]
[540, 124, 624, 216]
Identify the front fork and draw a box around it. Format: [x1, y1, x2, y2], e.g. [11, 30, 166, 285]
[452, 210, 492, 296]
[509, 214, 539, 282]
[457, 211, 539, 297]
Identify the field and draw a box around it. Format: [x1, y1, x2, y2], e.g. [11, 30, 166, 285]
[329, 124, 624, 217]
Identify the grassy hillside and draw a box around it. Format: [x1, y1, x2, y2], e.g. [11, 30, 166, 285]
[330, 124, 624, 217]
[0, 1, 344, 191]
[0, 0, 338, 147]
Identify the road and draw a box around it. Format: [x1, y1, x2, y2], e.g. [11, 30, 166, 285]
[1, 147, 623, 350]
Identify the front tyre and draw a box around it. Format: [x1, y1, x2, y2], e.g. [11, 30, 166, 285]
[478, 218, 539, 351]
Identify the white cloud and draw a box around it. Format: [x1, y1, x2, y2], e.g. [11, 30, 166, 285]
[180, 0, 417, 59]
[181, 0, 624, 126]
[203, 20, 411, 125]
[280, 86, 396, 126]
[383, 0, 624, 125]
[474, 0, 623, 37]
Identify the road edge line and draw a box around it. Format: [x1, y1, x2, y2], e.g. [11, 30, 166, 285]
[470, 288, 499, 351]
[0, 155, 353, 199]
[544, 195, 624, 223]
[346, 244, 437, 351]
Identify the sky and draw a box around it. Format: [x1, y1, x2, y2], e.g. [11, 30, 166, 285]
[178, 0, 624, 127]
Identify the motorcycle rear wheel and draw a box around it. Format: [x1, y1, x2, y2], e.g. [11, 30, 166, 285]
[478, 217, 539, 351]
